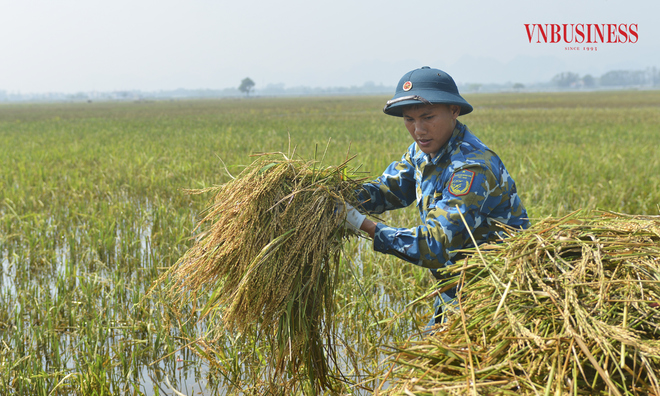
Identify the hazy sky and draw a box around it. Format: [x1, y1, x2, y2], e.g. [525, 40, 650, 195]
[1, 0, 658, 93]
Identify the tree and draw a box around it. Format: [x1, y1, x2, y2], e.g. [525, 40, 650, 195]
[651, 67, 660, 87]
[582, 74, 596, 88]
[600, 70, 647, 87]
[239, 77, 255, 96]
[551, 72, 580, 88]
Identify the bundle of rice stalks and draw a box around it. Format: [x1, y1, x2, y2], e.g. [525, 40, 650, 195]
[382, 211, 660, 395]
[161, 152, 363, 392]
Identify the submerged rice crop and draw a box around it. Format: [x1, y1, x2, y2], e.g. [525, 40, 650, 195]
[0, 92, 658, 394]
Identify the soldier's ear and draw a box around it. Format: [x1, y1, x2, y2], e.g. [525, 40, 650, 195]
[450, 105, 461, 119]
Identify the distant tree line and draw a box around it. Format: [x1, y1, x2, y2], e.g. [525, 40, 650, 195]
[3, 67, 659, 103]
[551, 67, 659, 88]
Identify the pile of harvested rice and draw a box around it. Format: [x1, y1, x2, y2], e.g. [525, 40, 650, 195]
[162, 153, 363, 391]
[382, 211, 660, 395]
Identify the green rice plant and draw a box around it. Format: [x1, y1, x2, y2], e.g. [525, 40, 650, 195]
[159, 151, 365, 393]
[382, 211, 660, 395]
[0, 92, 658, 395]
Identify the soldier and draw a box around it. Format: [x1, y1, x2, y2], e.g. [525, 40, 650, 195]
[341, 66, 530, 327]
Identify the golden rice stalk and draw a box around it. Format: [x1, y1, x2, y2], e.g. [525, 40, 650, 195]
[383, 211, 660, 395]
[161, 152, 362, 392]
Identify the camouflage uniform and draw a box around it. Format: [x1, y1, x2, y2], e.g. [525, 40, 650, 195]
[357, 121, 529, 323]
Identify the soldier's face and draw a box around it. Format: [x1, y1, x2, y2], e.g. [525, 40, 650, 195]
[402, 104, 460, 158]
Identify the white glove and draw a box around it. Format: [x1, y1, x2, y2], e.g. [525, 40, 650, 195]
[338, 202, 366, 232]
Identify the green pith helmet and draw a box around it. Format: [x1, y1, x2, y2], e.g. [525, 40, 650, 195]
[383, 66, 473, 117]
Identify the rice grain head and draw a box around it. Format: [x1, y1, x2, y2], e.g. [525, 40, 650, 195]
[159, 153, 364, 392]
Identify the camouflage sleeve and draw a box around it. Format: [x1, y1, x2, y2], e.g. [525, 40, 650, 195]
[372, 164, 511, 270]
[356, 148, 417, 214]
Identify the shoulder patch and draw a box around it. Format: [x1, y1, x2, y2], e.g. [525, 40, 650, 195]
[448, 169, 475, 196]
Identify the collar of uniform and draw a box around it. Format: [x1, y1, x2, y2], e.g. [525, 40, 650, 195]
[426, 121, 464, 165]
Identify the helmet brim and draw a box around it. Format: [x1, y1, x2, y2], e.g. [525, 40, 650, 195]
[383, 90, 473, 117]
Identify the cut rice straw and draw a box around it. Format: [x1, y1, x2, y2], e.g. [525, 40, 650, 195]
[383, 211, 660, 395]
[158, 152, 365, 392]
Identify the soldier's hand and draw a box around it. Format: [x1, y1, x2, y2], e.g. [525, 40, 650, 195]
[336, 202, 366, 232]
